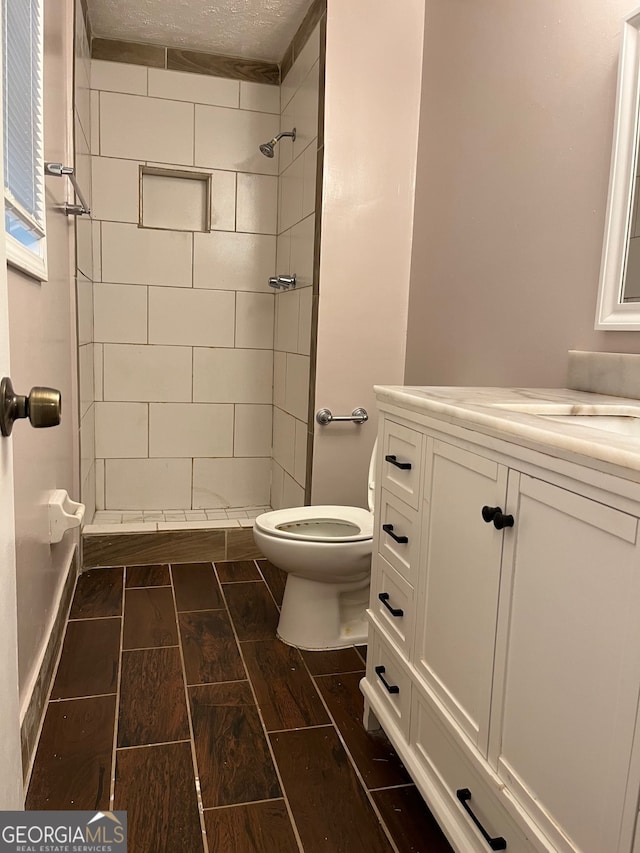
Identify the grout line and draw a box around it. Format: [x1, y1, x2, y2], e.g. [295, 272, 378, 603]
[368, 782, 416, 793]
[309, 668, 366, 678]
[115, 738, 192, 752]
[202, 796, 286, 812]
[169, 564, 211, 853]
[49, 691, 118, 704]
[213, 566, 305, 853]
[266, 723, 332, 735]
[255, 559, 282, 612]
[121, 643, 181, 653]
[298, 656, 402, 853]
[124, 583, 172, 590]
[68, 613, 122, 622]
[109, 574, 127, 808]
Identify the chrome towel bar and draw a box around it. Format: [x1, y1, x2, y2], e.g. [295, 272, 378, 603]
[315, 407, 368, 425]
[44, 162, 91, 216]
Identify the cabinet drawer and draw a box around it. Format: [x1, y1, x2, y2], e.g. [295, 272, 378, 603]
[377, 489, 419, 585]
[370, 554, 414, 657]
[366, 628, 412, 738]
[411, 691, 544, 853]
[381, 419, 424, 509]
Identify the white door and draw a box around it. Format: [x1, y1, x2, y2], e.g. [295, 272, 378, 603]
[0, 24, 25, 805]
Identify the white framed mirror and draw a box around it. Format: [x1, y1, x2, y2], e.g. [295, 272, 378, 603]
[596, 6, 640, 329]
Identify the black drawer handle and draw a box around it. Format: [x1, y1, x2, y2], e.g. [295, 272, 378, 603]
[382, 523, 408, 544]
[481, 506, 514, 530]
[456, 788, 506, 851]
[378, 592, 404, 617]
[374, 665, 400, 694]
[385, 454, 412, 470]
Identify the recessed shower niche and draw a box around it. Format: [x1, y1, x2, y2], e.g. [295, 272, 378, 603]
[139, 166, 212, 232]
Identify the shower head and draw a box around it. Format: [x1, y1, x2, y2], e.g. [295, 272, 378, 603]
[259, 128, 296, 158]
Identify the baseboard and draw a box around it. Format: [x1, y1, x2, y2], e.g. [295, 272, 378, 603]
[20, 547, 79, 789]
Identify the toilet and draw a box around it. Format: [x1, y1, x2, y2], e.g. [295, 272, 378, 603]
[253, 445, 376, 650]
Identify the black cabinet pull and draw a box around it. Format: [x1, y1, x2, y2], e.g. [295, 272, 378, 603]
[374, 665, 400, 694]
[385, 454, 412, 470]
[382, 523, 408, 544]
[481, 506, 514, 531]
[378, 592, 404, 617]
[456, 789, 506, 851]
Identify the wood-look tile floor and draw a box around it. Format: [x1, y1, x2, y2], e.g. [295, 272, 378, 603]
[26, 559, 453, 853]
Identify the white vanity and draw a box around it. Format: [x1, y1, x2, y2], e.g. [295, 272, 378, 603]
[361, 381, 640, 853]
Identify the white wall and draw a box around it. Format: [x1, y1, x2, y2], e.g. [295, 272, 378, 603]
[311, 0, 425, 507]
[8, 0, 78, 713]
[271, 24, 320, 510]
[90, 62, 280, 511]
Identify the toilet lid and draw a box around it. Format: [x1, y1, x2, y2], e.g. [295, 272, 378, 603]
[254, 505, 373, 542]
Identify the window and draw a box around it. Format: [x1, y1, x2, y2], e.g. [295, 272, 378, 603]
[2, 0, 46, 279]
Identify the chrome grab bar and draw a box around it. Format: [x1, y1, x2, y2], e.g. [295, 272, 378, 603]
[315, 407, 368, 425]
[44, 162, 91, 216]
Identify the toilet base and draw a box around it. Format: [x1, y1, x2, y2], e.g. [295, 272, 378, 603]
[276, 573, 369, 650]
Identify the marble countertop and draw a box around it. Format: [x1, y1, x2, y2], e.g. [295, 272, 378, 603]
[374, 385, 640, 479]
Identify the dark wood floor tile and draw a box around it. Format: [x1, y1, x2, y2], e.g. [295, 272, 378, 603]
[125, 563, 170, 587]
[203, 800, 298, 853]
[118, 647, 190, 747]
[315, 672, 411, 789]
[115, 742, 204, 853]
[70, 567, 123, 619]
[356, 644, 368, 662]
[172, 562, 224, 611]
[123, 587, 178, 649]
[302, 646, 366, 676]
[190, 682, 281, 808]
[257, 559, 287, 606]
[82, 529, 226, 569]
[224, 582, 279, 641]
[26, 695, 116, 810]
[241, 639, 329, 731]
[372, 786, 453, 853]
[179, 610, 245, 685]
[216, 559, 261, 583]
[270, 727, 393, 853]
[226, 527, 263, 560]
[51, 618, 120, 700]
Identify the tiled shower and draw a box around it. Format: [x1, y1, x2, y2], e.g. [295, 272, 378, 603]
[76, 13, 322, 526]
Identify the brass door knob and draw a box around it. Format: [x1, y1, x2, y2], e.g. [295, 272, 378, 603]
[0, 376, 61, 436]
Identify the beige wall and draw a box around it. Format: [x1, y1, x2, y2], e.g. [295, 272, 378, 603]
[310, 0, 425, 508]
[405, 0, 640, 387]
[8, 0, 78, 713]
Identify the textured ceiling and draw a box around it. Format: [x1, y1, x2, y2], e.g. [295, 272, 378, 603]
[86, 0, 314, 62]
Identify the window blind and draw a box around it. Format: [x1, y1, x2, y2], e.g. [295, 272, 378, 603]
[2, 0, 45, 250]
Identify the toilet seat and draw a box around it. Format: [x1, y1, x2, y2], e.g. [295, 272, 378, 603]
[254, 505, 373, 543]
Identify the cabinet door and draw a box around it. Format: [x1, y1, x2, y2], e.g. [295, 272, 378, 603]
[493, 473, 640, 853]
[414, 440, 509, 755]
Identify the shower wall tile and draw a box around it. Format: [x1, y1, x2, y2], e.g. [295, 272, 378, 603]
[290, 63, 320, 162]
[290, 214, 315, 290]
[148, 68, 239, 107]
[239, 81, 280, 114]
[273, 408, 296, 475]
[77, 274, 93, 346]
[93, 345, 103, 401]
[193, 231, 275, 292]
[294, 419, 307, 486]
[285, 355, 310, 421]
[302, 144, 318, 218]
[79, 343, 95, 420]
[193, 348, 273, 404]
[194, 106, 279, 175]
[192, 458, 271, 509]
[236, 174, 279, 235]
[235, 292, 275, 349]
[273, 351, 286, 410]
[90, 91, 100, 154]
[279, 156, 304, 233]
[297, 285, 313, 356]
[95, 402, 149, 458]
[94, 283, 147, 344]
[91, 60, 148, 95]
[275, 290, 300, 353]
[106, 459, 192, 510]
[282, 472, 305, 508]
[103, 345, 192, 402]
[92, 222, 102, 281]
[92, 157, 140, 222]
[234, 405, 273, 457]
[80, 405, 96, 497]
[281, 23, 320, 112]
[270, 461, 285, 511]
[148, 287, 235, 347]
[101, 222, 192, 287]
[96, 459, 105, 511]
[276, 230, 292, 275]
[149, 404, 234, 458]
[76, 216, 93, 281]
[100, 92, 193, 164]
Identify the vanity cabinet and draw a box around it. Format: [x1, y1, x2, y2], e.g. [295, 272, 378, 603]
[361, 396, 640, 853]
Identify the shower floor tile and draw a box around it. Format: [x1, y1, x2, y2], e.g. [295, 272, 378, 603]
[26, 559, 454, 853]
[85, 507, 271, 535]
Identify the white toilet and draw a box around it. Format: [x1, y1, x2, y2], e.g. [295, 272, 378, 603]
[253, 446, 376, 650]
